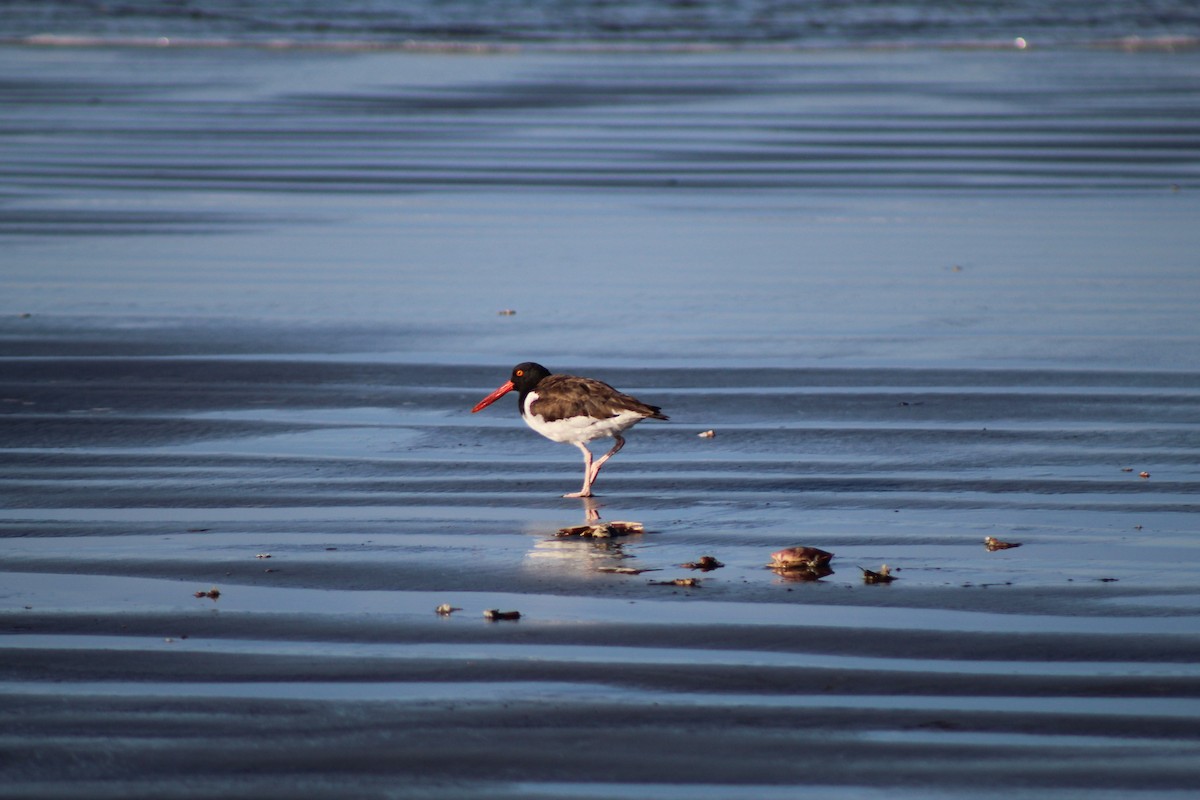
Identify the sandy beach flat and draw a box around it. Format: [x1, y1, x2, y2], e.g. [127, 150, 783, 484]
[2, 37, 1200, 799]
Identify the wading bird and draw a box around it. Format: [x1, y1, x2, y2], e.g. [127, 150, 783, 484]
[472, 362, 667, 497]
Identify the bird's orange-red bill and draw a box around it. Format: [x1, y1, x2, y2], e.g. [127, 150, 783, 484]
[471, 380, 514, 413]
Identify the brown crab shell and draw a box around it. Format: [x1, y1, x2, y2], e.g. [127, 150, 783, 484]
[769, 546, 834, 569]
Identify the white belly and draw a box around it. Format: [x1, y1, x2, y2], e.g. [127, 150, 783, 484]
[522, 392, 645, 445]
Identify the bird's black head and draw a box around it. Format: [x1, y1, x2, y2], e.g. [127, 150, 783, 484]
[471, 361, 554, 414]
[510, 362, 552, 392]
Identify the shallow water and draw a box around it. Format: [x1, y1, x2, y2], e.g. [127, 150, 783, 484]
[2, 36, 1200, 800]
[4, 350, 1199, 796]
[6, 0, 1200, 48]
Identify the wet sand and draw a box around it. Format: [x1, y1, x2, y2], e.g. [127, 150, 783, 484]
[3, 43, 1200, 798]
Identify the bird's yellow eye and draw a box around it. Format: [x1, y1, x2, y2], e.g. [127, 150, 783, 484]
[515, 369, 524, 377]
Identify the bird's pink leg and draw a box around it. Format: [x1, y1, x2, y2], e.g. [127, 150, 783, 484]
[563, 442, 595, 498]
[587, 435, 625, 485]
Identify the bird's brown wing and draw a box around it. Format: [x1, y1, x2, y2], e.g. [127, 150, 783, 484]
[533, 374, 668, 422]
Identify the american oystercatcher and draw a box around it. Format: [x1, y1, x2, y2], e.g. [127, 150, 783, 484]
[471, 362, 668, 498]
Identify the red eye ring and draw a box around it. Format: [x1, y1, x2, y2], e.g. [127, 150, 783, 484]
[515, 369, 524, 377]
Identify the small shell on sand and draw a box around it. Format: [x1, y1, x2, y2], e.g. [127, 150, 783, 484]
[984, 536, 1021, 551]
[698, 430, 715, 438]
[556, 520, 645, 538]
[483, 609, 521, 621]
[597, 566, 659, 575]
[769, 546, 834, 570]
[649, 578, 701, 587]
[860, 564, 896, 584]
[681, 555, 724, 571]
